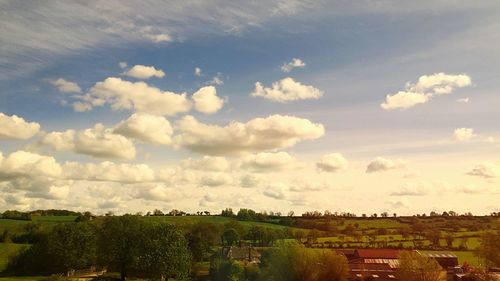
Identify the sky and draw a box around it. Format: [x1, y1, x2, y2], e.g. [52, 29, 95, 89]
[0, 0, 499, 215]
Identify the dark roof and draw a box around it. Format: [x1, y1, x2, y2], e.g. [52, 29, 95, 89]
[220, 246, 261, 261]
[355, 249, 400, 259]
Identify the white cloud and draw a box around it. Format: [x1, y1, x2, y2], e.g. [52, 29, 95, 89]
[316, 153, 348, 172]
[191, 86, 225, 114]
[119, 62, 128, 69]
[78, 77, 191, 116]
[148, 33, 172, 43]
[0, 112, 40, 140]
[0, 150, 62, 180]
[73, 102, 92, 112]
[467, 162, 500, 178]
[199, 173, 232, 187]
[174, 114, 325, 155]
[366, 157, 404, 173]
[239, 174, 264, 188]
[4, 194, 31, 207]
[453, 128, 476, 141]
[181, 156, 230, 172]
[251, 77, 323, 103]
[50, 78, 82, 93]
[457, 97, 470, 103]
[281, 58, 306, 72]
[381, 73, 472, 110]
[113, 113, 173, 145]
[240, 152, 294, 172]
[41, 123, 136, 160]
[63, 161, 155, 183]
[195, 67, 203, 76]
[125, 65, 165, 79]
[263, 183, 287, 200]
[132, 184, 181, 202]
[381, 91, 430, 110]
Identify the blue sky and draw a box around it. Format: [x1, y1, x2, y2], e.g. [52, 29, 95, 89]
[0, 1, 499, 214]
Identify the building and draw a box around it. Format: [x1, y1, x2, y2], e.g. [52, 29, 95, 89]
[339, 249, 401, 280]
[416, 251, 459, 269]
[215, 246, 261, 264]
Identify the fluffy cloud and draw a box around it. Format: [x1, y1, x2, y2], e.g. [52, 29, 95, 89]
[251, 77, 323, 103]
[263, 183, 287, 200]
[63, 161, 155, 183]
[241, 152, 294, 172]
[456, 97, 470, 103]
[174, 114, 324, 155]
[148, 33, 172, 43]
[181, 156, 230, 172]
[381, 91, 430, 110]
[467, 162, 500, 178]
[239, 174, 264, 188]
[199, 173, 232, 187]
[0, 150, 62, 180]
[41, 123, 136, 160]
[281, 58, 306, 72]
[454, 128, 476, 141]
[316, 153, 348, 172]
[0, 113, 40, 140]
[78, 77, 191, 116]
[113, 113, 173, 145]
[381, 73, 471, 110]
[132, 184, 182, 202]
[191, 86, 225, 114]
[124, 65, 165, 79]
[366, 157, 404, 173]
[50, 78, 82, 93]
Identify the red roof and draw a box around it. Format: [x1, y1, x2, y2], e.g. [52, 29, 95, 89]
[355, 249, 400, 259]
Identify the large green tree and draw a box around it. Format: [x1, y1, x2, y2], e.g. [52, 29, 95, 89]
[135, 222, 191, 280]
[97, 215, 144, 281]
[187, 222, 221, 262]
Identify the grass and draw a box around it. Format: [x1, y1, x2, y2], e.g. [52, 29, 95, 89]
[0, 243, 29, 272]
[0, 277, 45, 281]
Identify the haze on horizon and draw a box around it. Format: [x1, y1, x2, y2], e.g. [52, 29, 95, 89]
[0, 0, 499, 215]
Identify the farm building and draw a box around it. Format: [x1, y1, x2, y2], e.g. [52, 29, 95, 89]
[214, 246, 261, 264]
[416, 251, 459, 269]
[339, 249, 401, 280]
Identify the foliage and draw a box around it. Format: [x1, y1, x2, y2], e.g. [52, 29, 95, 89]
[209, 259, 245, 281]
[259, 244, 348, 281]
[476, 231, 500, 266]
[6, 222, 97, 275]
[187, 222, 221, 262]
[134, 222, 191, 280]
[397, 251, 446, 281]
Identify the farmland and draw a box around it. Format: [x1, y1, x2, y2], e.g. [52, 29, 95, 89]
[0, 212, 498, 279]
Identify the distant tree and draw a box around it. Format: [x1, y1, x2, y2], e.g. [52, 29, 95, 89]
[476, 231, 500, 266]
[445, 234, 454, 248]
[397, 251, 445, 281]
[221, 208, 235, 217]
[222, 228, 239, 246]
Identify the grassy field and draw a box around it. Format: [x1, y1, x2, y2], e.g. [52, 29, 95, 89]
[0, 243, 29, 272]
